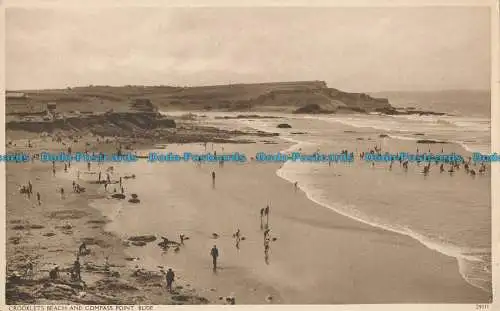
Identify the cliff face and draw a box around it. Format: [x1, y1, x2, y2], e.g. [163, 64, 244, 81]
[246, 87, 392, 114]
[156, 81, 393, 113]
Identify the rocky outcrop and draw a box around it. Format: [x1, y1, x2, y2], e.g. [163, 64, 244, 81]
[130, 98, 158, 112]
[375, 107, 446, 116]
[6, 112, 176, 136]
[277, 124, 292, 129]
[293, 103, 333, 114]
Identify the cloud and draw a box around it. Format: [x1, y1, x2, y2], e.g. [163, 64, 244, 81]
[6, 6, 491, 91]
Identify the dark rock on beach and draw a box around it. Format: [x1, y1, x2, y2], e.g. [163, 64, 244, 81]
[128, 235, 157, 243]
[416, 139, 449, 144]
[276, 123, 292, 129]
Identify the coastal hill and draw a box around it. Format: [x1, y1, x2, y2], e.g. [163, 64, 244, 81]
[6, 81, 446, 137]
[7, 81, 396, 115]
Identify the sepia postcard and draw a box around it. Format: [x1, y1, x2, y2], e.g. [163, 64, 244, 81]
[1, 0, 498, 309]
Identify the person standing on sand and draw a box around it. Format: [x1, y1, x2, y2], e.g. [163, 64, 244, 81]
[77, 170, 80, 180]
[104, 181, 108, 191]
[234, 229, 241, 249]
[264, 205, 270, 227]
[87, 162, 91, 171]
[294, 182, 298, 192]
[264, 228, 270, 242]
[79, 242, 88, 256]
[64, 163, 68, 173]
[260, 208, 264, 229]
[104, 256, 110, 271]
[210, 245, 219, 271]
[98, 171, 101, 182]
[166, 268, 175, 292]
[73, 257, 81, 281]
[36, 192, 41, 205]
[49, 266, 59, 280]
[212, 171, 216, 188]
[52, 167, 56, 177]
[119, 177, 122, 188]
[60, 187, 65, 199]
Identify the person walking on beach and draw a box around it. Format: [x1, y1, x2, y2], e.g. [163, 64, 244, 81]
[264, 205, 270, 227]
[166, 268, 175, 292]
[294, 182, 298, 192]
[77, 170, 80, 180]
[212, 171, 216, 188]
[64, 163, 68, 173]
[28, 181, 32, 195]
[104, 181, 108, 191]
[119, 177, 122, 188]
[72, 181, 76, 192]
[98, 171, 101, 182]
[60, 187, 65, 199]
[180, 233, 185, 245]
[52, 167, 56, 177]
[210, 245, 219, 271]
[87, 162, 91, 171]
[36, 192, 41, 205]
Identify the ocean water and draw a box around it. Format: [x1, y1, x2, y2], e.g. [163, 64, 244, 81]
[111, 100, 491, 296]
[221, 109, 491, 294]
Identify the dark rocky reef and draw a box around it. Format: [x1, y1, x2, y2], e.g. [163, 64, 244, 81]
[6, 112, 176, 136]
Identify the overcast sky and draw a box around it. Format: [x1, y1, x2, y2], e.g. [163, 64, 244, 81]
[6, 6, 491, 92]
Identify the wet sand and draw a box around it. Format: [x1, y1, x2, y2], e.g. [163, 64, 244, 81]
[91, 138, 491, 304]
[5, 136, 208, 304]
[6, 117, 491, 304]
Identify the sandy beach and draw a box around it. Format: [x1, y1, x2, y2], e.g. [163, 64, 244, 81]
[5, 4, 495, 307]
[7, 114, 482, 304]
[5, 135, 209, 304]
[5, 111, 492, 305]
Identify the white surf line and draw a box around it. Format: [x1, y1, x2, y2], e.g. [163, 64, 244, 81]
[230, 116, 491, 294]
